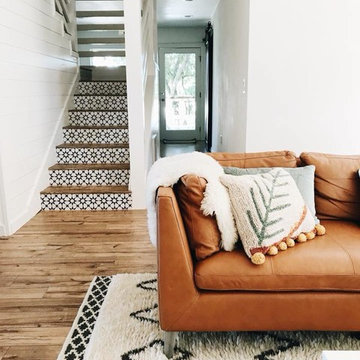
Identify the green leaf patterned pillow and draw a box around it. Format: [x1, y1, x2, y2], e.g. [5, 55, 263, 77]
[223, 165, 319, 224]
[220, 168, 316, 264]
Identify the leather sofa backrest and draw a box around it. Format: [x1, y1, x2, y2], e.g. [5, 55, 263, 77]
[300, 152, 360, 222]
[208, 150, 298, 168]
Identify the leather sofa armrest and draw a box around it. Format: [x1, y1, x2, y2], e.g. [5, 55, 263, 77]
[156, 186, 199, 330]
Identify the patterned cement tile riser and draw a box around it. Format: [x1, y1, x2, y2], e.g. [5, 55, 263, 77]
[41, 193, 132, 211]
[77, 81, 127, 96]
[74, 95, 127, 110]
[49, 169, 130, 186]
[40, 81, 131, 212]
[69, 111, 128, 127]
[63, 128, 129, 144]
[56, 148, 130, 164]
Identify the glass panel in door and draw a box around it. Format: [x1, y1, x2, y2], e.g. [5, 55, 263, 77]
[160, 48, 201, 142]
[165, 52, 196, 131]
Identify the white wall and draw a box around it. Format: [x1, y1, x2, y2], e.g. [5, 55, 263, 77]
[143, 0, 159, 169]
[0, 0, 78, 235]
[211, 0, 249, 152]
[246, 0, 360, 154]
[158, 26, 205, 44]
[125, 0, 158, 208]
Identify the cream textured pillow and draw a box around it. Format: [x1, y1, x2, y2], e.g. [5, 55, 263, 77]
[220, 169, 317, 264]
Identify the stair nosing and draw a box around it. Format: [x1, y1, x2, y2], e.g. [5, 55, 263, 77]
[79, 51, 126, 58]
[49, 163, 130, 171]
[56, 143, 129, 149]
[78, 38, 125, 44]
[69, 109, 127, 113]
[41, 186, 130, 195]
[77, 24, 125, 31]
[74, 94, 127, 97]
[79, 80, 126, 83]
[76, 11, 125, 17]
[63, 125, 127, 130]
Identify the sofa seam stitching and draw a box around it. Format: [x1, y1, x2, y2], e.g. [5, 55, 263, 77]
[330, 237, 356, 275]
[168, 292, 200, 329]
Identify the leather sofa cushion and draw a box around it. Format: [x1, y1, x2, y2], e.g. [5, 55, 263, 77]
[208, 150, 297, 168]
[174, 175, 221, 260]
[195, 220, 360, 291]
[300, 152, 360, 222]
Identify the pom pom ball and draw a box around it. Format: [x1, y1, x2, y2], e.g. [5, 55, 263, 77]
[267, 246, 278, 256]
[297, 233, 307, 243]
[251, 252, 266, 265]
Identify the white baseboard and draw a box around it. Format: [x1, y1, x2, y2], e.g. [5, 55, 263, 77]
[0, 223, 7, 237]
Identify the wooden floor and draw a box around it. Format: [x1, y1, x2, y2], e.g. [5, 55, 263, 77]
[0, 210, 156, 359]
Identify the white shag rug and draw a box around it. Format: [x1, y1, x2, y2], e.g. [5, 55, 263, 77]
[57, 273, 360, 360]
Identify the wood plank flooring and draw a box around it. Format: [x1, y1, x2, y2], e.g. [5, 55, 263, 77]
[0, 210, 156, 359]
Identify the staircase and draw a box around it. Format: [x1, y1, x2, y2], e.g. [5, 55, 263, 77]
[76, 0, 126, 68]
[39, 0, 155, 211]
[40, 81, 132, 211]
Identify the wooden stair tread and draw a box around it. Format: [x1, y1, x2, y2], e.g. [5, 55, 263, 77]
[79, 80, 126, 83]
[69, 109, 127, 112]
[49, 163, 130, 171]
[78, 38, 125, 44]
[77, 24, 125, 31]
[79, 51, 126, 58]
[56, 143, 129, 149]
[74, 94, 127, 97]
[41, 186, 130, 194]
[76, 11, 124, 17]
[63, 125, 127, 130]
[73, 95, 127, 97]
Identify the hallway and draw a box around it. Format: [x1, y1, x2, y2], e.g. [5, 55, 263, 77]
[160, 141, 207, 158]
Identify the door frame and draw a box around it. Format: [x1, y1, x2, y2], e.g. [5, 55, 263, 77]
[204, 22, 214, 151]
[158, 43, 206, 142]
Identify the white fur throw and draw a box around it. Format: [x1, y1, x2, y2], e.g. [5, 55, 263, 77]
[146, 152, 237, 251]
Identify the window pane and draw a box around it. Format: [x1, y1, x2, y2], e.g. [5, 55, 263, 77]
[165, 53, 196, 131]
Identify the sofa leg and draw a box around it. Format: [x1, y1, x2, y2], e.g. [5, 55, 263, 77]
[163, 331, 178, 358]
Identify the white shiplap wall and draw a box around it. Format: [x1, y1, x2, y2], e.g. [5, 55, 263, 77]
[0, 0, 79, 235]
[124, 0, 158, 208]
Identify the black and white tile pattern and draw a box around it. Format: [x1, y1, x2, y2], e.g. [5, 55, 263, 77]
[60, 276, 112, 359]
[49, 169, 130, 186]
[40, 80, 132, 211]
[69, 111, 128, 127]
[56, 147, 130, 164]
[41, 192, 132, 211]
[63, 127, 129, 144]
[74, 95, 127, 110]
[77, 81, 127, 96]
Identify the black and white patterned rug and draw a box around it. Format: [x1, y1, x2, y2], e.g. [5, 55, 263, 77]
[57, 274, 360, 360]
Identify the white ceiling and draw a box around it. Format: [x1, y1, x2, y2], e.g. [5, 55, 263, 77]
[157, 0, 220, 27]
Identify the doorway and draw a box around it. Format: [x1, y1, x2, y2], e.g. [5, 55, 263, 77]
[159, 47, 204, 143]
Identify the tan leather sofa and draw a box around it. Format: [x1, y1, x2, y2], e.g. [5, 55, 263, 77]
[156, 151, 360, 358]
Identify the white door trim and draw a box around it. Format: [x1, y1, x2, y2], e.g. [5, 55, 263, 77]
[159, 44, 205, 142]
